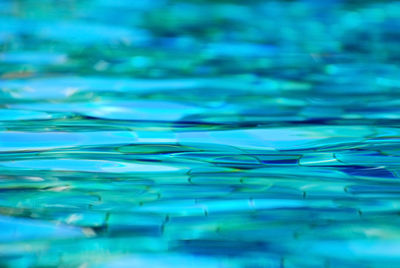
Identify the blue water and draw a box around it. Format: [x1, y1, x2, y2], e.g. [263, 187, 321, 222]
[1, 0, 400, 267]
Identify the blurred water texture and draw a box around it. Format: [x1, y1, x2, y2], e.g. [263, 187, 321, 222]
[2, 0, 400, 267]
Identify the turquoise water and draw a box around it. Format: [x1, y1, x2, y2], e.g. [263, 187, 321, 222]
[2, 0, 400, 267]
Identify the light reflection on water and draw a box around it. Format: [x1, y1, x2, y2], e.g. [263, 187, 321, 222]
[1, 0, 400, 267]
